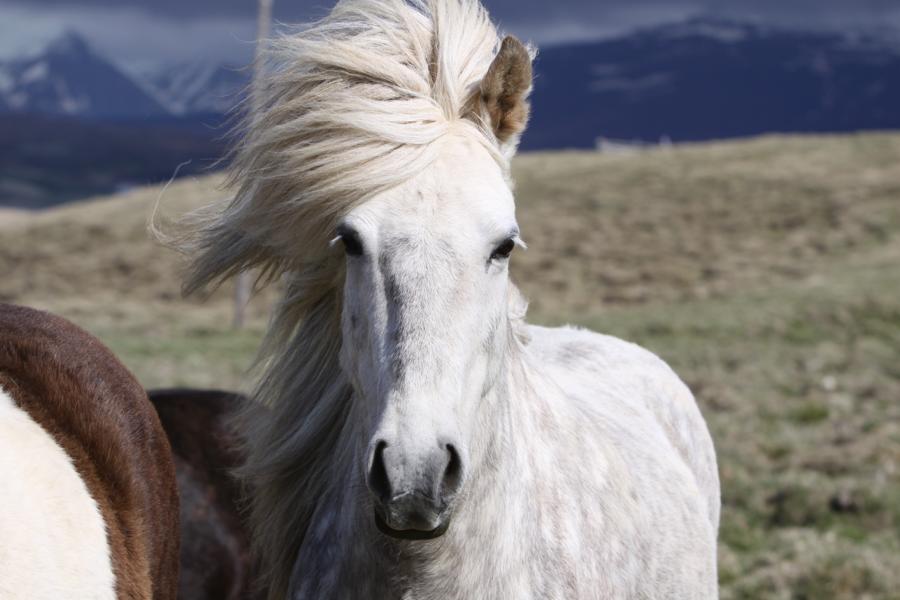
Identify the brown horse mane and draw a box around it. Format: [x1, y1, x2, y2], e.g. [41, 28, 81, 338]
[149, 387, 263, 600]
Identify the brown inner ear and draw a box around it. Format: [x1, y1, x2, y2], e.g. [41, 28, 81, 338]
[480, 36, 533, 143]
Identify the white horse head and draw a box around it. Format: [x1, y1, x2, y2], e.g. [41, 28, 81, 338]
[175, 1, 720, 598]
[336, 130, 525, 537]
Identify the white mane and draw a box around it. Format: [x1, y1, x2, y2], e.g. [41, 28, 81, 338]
[173, 1, 516, 596]
[182, 0, 507, 297]
[171, 2, 719, 598]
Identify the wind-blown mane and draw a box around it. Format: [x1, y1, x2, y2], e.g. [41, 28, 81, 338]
[172, 1, 518, 596]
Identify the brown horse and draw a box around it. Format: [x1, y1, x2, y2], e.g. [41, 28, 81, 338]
[149, 388, 260, 600]
[0, 304, 180, 600]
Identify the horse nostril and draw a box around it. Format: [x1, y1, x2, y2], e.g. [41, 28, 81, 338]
[441, 443, 463, 500]
[368, 440, 391, 503]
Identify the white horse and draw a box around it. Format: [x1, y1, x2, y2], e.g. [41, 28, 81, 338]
[175, 1, 720, 598]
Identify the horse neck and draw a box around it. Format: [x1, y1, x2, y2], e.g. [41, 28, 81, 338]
[469, 346, 571, 504]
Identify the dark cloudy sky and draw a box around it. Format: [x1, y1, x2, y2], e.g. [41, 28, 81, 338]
[1, 0, 898, 71]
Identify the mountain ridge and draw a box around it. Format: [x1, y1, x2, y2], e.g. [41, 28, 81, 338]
[2, 21, 899, 139]
[1, 20, 899, 207]
[524, 17, 900, 148]
[0, 30, 169, 119]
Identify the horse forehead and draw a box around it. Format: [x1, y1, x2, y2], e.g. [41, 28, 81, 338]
[379, 185, 515, 261]
[376, 206, 477, 299]
[379, 229, 463, 291]
[380, 136, 513, 227]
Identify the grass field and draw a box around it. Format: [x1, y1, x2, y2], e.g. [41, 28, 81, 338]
[2, 133, 899, 598]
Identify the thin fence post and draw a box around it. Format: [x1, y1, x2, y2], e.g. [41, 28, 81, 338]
[233, 0, 274, 329]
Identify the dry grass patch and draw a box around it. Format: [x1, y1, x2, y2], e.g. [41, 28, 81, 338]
[1, 133, 899, 598]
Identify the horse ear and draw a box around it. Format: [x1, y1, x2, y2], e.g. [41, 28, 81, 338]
[478, 36, 533, 146]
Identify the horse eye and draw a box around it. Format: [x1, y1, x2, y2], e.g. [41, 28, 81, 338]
[491, 238, 515, 261]
[340, 230, 364, 257]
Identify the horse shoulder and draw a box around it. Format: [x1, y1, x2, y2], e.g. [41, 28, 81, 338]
[522, 323, 720, 531]
[0, 387, 116, 600]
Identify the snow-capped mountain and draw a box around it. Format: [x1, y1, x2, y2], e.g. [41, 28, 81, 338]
[3, 20, 898, 143]
[0, 31, 168, 119]
[2, 19, 900, 209]
[524, 17, 900, 149]
[0, 31, 248, 119]
[135, 61, 248, 116]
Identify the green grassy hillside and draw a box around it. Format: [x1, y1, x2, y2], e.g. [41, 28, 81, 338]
[2, 133, 899, 598]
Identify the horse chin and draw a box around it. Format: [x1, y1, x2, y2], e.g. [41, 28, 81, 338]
[374, 510, 451, 541]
